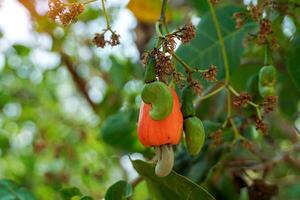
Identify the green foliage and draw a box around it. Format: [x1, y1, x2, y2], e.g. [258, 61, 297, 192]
[100, 110, 143, 152]
[105, 180, 132, 200]
[287, 33, 300, 90]
[189, 0, 209, 14]
[176, 6, 254, 79]
[0, 179, 36, 200]
[131, 160, 215, 200]
[60, 187, 93, 200]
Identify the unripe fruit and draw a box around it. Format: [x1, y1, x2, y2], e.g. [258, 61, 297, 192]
[258, 65, 276, 97]
[184, 117, 205, 155]
[181, 86, 195, 118]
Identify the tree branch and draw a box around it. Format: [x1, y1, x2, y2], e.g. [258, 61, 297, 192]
[61, 53, 98, 113]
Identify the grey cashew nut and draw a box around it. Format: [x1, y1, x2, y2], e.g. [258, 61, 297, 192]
[155, 144, 174, 177]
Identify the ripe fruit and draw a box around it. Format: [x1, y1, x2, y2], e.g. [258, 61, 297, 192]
[137, 88, 183, 177]
[138, 88, 183, 147]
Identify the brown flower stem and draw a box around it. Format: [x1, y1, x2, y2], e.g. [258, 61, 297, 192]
[131, 176, 143, 189]
[101, 0, 111, 30]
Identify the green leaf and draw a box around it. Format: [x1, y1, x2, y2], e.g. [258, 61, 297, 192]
[12, 44, 31, 57]
[131, 160, 215, 200]
[80, 196, 94, 200]
[105, 180, 132, 200]
[278, 74, 300, 120]
[176, 6, 254, 79]
[100, 110, 144, 152]
[189, 0, 209, 14]
[60, 187, 82, 200]
[0, 179, 36, 200]
[287, 32, 300, 91]
[0, 134, 10, 153]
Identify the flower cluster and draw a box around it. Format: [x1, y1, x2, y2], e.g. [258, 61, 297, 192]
[257, 19, 273, 45]
[212, 129, 223, 146]
[250, 4, 262, 22]
[161, 23, 196, 55]
[93, 31, 120, 48]
[189, 80, 203, 95]
[174, 23, 196, 44]
[48, 0, 84, 26]
[263, 95, 277, 113]
[201, 65, 218, 82]
[151, 49, 174, 83]
[233, 2, 280, 48]
[255, 118, 268, 134]
[233, 92, 252, 108]
[210, 0, 219, 6]
[233, 12, 247, 29]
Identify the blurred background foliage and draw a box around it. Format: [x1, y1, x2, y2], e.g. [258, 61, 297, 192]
[0, 0, 300, 199]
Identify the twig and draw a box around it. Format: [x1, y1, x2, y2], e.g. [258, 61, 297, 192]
[101, 0, 111, 30]
[208, 1, 230, 84]
[61, 53, 98, 113]
[131, 176, 143, 189]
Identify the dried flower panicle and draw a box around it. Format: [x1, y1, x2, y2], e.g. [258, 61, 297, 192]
[233, 12, 246, 29]
[174, 23, 196, 44]
[141, 52, 150, 66]
[201, 65, 218, 82]
[263, 95, 277, 114]
[93, 33, 106, 48]
[48, 0, 84, 26]
[249, 5, 262, 22]
[242, 140, 253, 150]
[259, 19, 273, 35]
[255, 118, 268, 134]
[160, 23, 196, 54]
[210, 0, 219, 6]
[110, 32, 120, 46]
[93, 30, 120, 48]
[172, 71, 185, 87]
[212, 129, 223, 146]
[270, 37, 280, 50]
[233, 92, 252, 107]
[255, 18, 273, 45]
[189, 80, 203, 95]
[152, 49, 174, 82]
[163, 35, 177, 54]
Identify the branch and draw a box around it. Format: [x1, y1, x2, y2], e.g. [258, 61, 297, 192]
[61, 53, 98, 113]
[208, 1, 230, 84]
[131, 176, 143, 189]
[18, 0, 40, 19]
